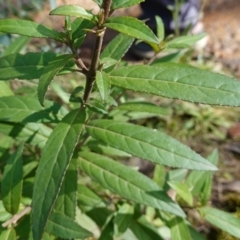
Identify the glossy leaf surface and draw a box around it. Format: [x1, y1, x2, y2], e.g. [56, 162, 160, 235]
[109, 64, 240, 106]
[38, 54, 73, 106]
[96, 71, 110, 101]
[199, 207, 240, 238]
[50, 5, 95, 21]
[111, 0, 144, 9]
[32, 109, 86, 240]
[0, 96, 67, 123]
[79, 151, 185, 217]
[86, 120, 217, 170]
[46, 212, 92, 239]
[104, 17, 159, 44]
[0, 52, 66, 80]
[0, 19, 62, 41]
[1, 143, 23, 214]
[100, 33, 134, 61]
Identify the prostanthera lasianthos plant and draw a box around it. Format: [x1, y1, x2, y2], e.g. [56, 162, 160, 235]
[0, 0, 240, 239]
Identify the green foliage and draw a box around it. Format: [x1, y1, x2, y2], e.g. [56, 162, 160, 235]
[0, 0, 239, 239]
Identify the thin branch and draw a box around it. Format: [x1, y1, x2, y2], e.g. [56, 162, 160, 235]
[2, 206, 31, 227]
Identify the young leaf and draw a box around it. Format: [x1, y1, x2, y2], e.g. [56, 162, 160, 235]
[109, 64, 240, 106]
[100, 33, 134, 61]
[3, 36, 30, 56]
[96, 71, 110, 101]
[50, 5, 95, 21]
[111, 0, 144, 10]
[78, 184, 106, 208]
[0, 52, 65, 80]
[168, 217, 191, 240]
[167, 182, 193, 206]
[86, 120, 217, 171]
[0, 82, 13, 97]
[32, 109, 86, 240]
[104, 17, 159, 44]
[0, 228, 16, 240]
[38, 54, 73, 106]
[1, 143, 23, 214]
[155, 16, 165, 42]
[46, 212, 92, 239]
[118, 102, 171, 116]
[0, 19, 62, 41]
[0, 96, 67, 123]
[0, 122, 51, 149]
[166, 34, 206, 49]
[54, 157, 77, 218]
[199, 207, 240, 238]
[79, 151, 185, 217]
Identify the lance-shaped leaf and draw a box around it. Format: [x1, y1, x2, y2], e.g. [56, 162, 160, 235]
[38, 54, 73, 106]
[0, 96, 67, 123]
[104, 17, 159, 44]
[96, 71, 110, 101]
[54, 158, 77, 218]
[199, 207, 240, 238]
[46, 212, 92, 239]
[0, 122, 51, 149]
[0, 82, 13, 97]
[79, 151, 185, 217]
[86, 120, 217, 171]
[1, 143, 23, 214]
[0, 19, 62, 41]
[32, 109, 86, 240]
[0, 52, 65, 80]
[109, 64, 240, 106]
[50, 5, 95, 21]
[166, 34, 206, 49]
[168, 217, 191, 240]
[111, 0, 144, 9]
[100, 33, 134, 61]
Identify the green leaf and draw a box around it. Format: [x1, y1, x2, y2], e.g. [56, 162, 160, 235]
[0, 19, 62, 41]
[50, 5, 95, 21]
[118, 102, 171, 116]
[114, 204, 134, 235]
[155, 16, 164, 42]
[0, 122, 51, 149]
[96, 71, 110, 101]
[0, 82, 13, 97]
[2, 143, 23, 214]
[104, 17, 159, 44]
[79, 151, 185, 217]
[38, 54, 73, 106]
[166, 34, 206, 49]
[111, 0, 144, 10]
[100, 33, 134, 61]
[0, 52, 66, 80]
[167, 182, 193, 206]
[46, 212, 92, 239]
[130, 220, 163, 240]
[86, 120, 217, 170]
[54, 157, 77, 218]
[78, 184, 106, 208]
[168, 217, 191, 240]
[199, 207, 240, 238]
[99, 216, 114, 240]
[32, 109, 86, 240]
[0, 228, 16, 240]
[0, 96, 67, 123]
[109, 64, 240, 106]
[188, 225, 206, 240]
[3, 36, 30, 56]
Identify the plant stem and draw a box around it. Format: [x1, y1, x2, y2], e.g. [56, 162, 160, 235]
[82, 0, 112, 105]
